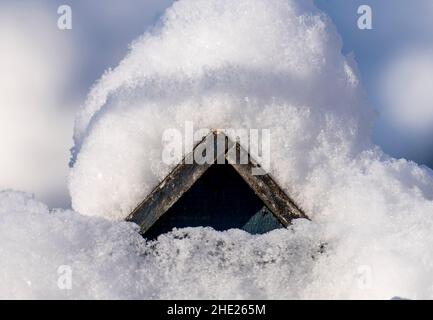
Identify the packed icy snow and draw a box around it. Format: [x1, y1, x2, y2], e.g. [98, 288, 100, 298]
[1, 0, 433, 299]
[0, 191, 324, 299]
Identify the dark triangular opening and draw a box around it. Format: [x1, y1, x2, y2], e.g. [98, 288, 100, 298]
[144, 163, 284, 239]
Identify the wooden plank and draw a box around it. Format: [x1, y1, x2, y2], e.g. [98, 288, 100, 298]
[126, 161, 211, 233]
[227, 142, 307, 226]
[126, 131, 229, 234]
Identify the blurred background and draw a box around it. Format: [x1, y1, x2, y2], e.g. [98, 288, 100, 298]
[316, 0, 433, 171]
[0, 0, 432, 207]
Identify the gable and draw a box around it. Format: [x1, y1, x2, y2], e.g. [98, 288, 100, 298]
[126, 131, 308, 236]
[144, 163, 284, 239]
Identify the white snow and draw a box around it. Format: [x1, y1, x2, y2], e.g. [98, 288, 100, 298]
[1, 0, 433, 299]
[70, 0, 374, 220]
[0, 190, 321, 299]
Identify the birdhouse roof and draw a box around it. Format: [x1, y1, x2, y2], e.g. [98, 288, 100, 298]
[127, 131, 308, 235]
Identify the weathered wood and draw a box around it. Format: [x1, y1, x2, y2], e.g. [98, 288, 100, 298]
[126, 132, 228, 233]
[126, 131, 308, 235]
[126, 161, 211, 233]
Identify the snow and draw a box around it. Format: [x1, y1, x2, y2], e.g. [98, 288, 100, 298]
[1, 0, 433, 299]
[70, 0, 374, 219]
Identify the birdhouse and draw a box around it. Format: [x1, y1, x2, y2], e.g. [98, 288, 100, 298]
[126, 131, 307, 239]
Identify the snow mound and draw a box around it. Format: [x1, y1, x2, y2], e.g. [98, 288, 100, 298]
[3, 186, 433, 299]
[62, 0, 433, 299]
[0, 190, 322, 299]
[70, 0, 373, 219]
